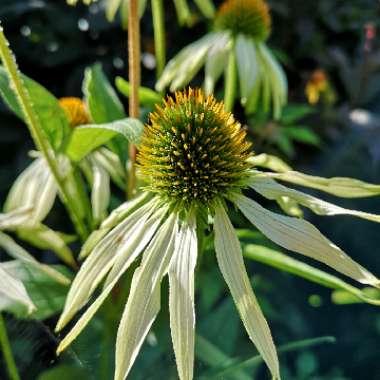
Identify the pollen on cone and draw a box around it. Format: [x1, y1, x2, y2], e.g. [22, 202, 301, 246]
[137, 88, 252, 205]
[214, 0, 271, 41]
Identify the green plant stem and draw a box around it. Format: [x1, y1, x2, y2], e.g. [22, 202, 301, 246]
[224, 49, 237, 112]
[151, 0, 166, 79]
[0, 314, 21, 380]
[127, 0, 141, 198]
[0, 26, 88, 241]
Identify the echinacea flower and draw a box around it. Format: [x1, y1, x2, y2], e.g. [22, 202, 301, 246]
[56, 88, 380, 380]
[156, 0, 287, 117]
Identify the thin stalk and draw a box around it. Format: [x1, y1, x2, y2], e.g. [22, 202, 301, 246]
[127, 0, 141, 198]
[0, 314, 21, 380]
[0, 26, 88, 241]
[224, 49, 237, 112]
[151, 0, 166, 79]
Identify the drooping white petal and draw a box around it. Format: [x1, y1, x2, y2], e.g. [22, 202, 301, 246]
[235, 35, 258, 104]
[0, 208, 33, 230]
[114, 212, 178, 380]
[0, 231, 70, 285]
[247, 154, 292, 173]
[235, 194, 380, 287]
[258, 44, 288, 119]
[91, 148, 125, 189]
[0, 263, 35, 313]
[57, 207, 169, 354]
[267, 171, 380, 198]
[79, 192, 151, 260]
[90, 158, 110, 223]
[156, 33, 220, 92]
[214, 204, 280, 380]
[249, 175, 380, 223]
[169, 213, 198, 380]
[204, 32, 231, 95]
[4, 158, 58, 223]
[56, 198, 160, 331]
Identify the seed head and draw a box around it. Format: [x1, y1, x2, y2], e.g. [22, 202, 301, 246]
[137, 88, 252, 206]
[214, 0, 271, 41]
[59, 97, 90, 127]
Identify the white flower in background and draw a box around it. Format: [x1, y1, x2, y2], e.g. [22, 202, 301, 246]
[56, 89, 380, 380]
[157, 0, 287, 118]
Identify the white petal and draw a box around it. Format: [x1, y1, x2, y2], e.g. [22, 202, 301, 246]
[156, 34, 219, 92]
[4, 158, 57, 223]
[268, 171, 380, 198]
[92, 148, 125, 189]
[214, 204, 280, 380]
[250, 175, 380, 223]
[204, 32, 231, 95]
[0, 208, 33, 230]
[235, 194, 380, 287]
[57, 207, 167, 354]
[169, 213, 198, 380]
[91, 160, 110, 222]
[56, 198, 159, 331]
[0, 231, 70, 285]
[79, 192, 152, 260]
[0, 264, 35, 313]
[246, 154, 292, 173]
[114, 212, 178, 380]
[236, 35, 258, 104]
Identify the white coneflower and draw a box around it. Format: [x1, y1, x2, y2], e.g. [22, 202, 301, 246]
[156, 0, 287, 117]
[56, 89, 380, 380]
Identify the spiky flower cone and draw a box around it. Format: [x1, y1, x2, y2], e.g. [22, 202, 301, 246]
[214, 0, 271, 41]
[59, 97, 90, 127]
[137, 88, 252, 205]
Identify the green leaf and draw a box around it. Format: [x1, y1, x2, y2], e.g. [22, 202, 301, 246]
[115, 76, 162, 107]
[0, 66, 70, 152]
[283, 126, 321, 146]
[281, 104, 314, 125]
[0, 261, 71, 320]
[83, 64, 126, 123]
[66, 118, 144, 162]
[36, 365, 91, 380]
[243, 244, 380, 306]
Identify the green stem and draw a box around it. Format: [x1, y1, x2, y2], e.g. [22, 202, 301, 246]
[151, 0, 166, 79]
[0, 26, 88, 241]
[127, 0, 141, 199]
[0, 314, 21, 380]
[224, 49, 237, 112]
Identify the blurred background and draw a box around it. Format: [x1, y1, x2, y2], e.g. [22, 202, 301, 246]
[0, 0, 380, 379]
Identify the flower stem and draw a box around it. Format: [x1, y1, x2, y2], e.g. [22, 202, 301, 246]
[127, 0, 141, 198]
[151, 0, 166, 79]
[0, 26, 88, 241]
[224, 50, 237, 112]
[0, 314, 21, 380]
